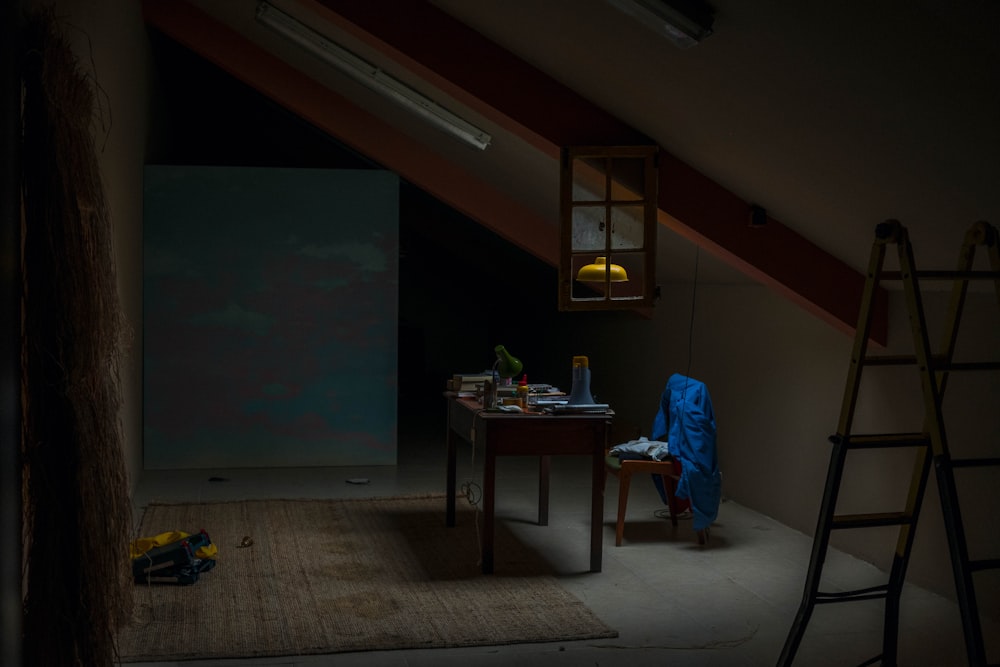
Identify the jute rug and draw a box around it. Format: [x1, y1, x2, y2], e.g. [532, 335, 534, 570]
[116, 495, 616, 661]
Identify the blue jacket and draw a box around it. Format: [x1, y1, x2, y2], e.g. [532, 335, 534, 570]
[651, 374, 721, 531]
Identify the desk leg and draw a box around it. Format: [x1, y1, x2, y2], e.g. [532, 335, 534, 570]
[590, 449, 605, 572]
[482, 447, 496, 574]
[446, 427, 457, 527]
[538, 455, 550, 526]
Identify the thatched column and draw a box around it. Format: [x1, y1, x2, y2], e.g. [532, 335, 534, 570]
[20, 8, 133, 666]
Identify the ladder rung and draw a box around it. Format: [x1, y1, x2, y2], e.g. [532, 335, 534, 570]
[832, 512, 911, 529]
[952, 457, 1000, 469]
[860, 354, 922, 366]
[830, 433, 930, 449]
[880, 269, 1000, 280]
[861, 355, 1000, 371]
[949, 361, 1000, 371]
[969, 558, 1000, 573]
[816, 584, 889, 603]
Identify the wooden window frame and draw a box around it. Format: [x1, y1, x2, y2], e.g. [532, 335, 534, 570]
[559, 145, 658, 312]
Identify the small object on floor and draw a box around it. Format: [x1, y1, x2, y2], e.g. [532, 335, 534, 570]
[130, 529, 218, 585]
[237, 536, 254, 548]
[346, 478, 370, 485]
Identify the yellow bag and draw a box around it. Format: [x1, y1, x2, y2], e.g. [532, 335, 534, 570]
[130, 530, 218, 560]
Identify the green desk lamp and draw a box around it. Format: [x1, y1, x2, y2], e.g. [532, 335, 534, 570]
[485, 345, 522, 408]
[494, 345, 523, 379]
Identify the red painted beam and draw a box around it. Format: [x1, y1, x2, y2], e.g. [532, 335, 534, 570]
[657, 152, 888, 344]
[315, 0, 887, 344]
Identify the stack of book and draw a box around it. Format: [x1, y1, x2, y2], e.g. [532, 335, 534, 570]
[496, 383, 562, 397]
[446, 372, 493, 393]
[447, 373, 568, 402]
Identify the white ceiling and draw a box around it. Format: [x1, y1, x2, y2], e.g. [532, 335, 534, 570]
[183, 0, 1000, 289]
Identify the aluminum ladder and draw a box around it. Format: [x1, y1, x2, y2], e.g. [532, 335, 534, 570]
[777, 220, 1000, 666]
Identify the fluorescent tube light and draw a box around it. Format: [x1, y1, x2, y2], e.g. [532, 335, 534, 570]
[255, 1, 492, 150]
[606, 0, 714, 49]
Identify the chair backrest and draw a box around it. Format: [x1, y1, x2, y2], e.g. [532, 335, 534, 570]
[652, 375, 716, 466]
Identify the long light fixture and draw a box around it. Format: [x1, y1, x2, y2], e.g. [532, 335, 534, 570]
[606, 0, 714, 49]
[255, 1, 492, 150]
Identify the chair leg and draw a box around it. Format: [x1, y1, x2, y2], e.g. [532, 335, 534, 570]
[659, 474, 679, 527]
[615, 470, 632, 547]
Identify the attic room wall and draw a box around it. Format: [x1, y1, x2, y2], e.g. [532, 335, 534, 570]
[37, 0, 150, 491]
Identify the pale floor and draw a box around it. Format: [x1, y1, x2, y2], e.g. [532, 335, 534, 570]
[126, 418, 996, 667]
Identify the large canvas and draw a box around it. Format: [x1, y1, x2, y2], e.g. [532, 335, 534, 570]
[143, 166, 399, 468]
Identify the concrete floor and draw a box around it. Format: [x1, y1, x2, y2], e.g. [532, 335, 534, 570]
[126, 417, 995, 667]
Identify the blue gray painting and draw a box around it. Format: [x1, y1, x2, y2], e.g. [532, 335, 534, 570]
[143, 166, 399, 468]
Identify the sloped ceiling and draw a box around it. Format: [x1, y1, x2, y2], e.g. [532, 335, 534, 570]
[141, 0, 1000, 345]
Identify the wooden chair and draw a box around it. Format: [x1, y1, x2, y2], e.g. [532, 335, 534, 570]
[605, 453, 701, 546]
[607, 374, 718, 546]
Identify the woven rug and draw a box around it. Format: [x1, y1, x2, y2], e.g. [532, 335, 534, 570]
[116, 495, 616, 661]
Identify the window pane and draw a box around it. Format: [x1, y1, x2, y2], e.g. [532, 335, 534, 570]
[609, 252, 645, 300]
[610, 205, 644, 250]
[608, 158, 646, 201]
[570, 254, 609, 301]
[571, 206, 606, 252]
[571, 156, 606, 202]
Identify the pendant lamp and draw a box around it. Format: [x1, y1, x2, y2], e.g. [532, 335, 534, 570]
[577, 256, 629, 282]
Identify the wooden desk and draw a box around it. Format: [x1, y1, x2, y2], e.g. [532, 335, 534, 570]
[445, 394, 612, 574]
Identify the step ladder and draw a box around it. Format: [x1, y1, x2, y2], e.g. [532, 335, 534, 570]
[777, 220, 1000, 667]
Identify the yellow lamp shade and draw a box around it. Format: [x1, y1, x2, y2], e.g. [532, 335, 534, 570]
[576, 256, 628, 282]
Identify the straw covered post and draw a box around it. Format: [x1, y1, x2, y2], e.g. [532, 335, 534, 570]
[20, 7, 133, 665]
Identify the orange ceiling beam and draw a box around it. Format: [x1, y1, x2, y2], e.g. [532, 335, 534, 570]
[315, 0, 887, 345]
